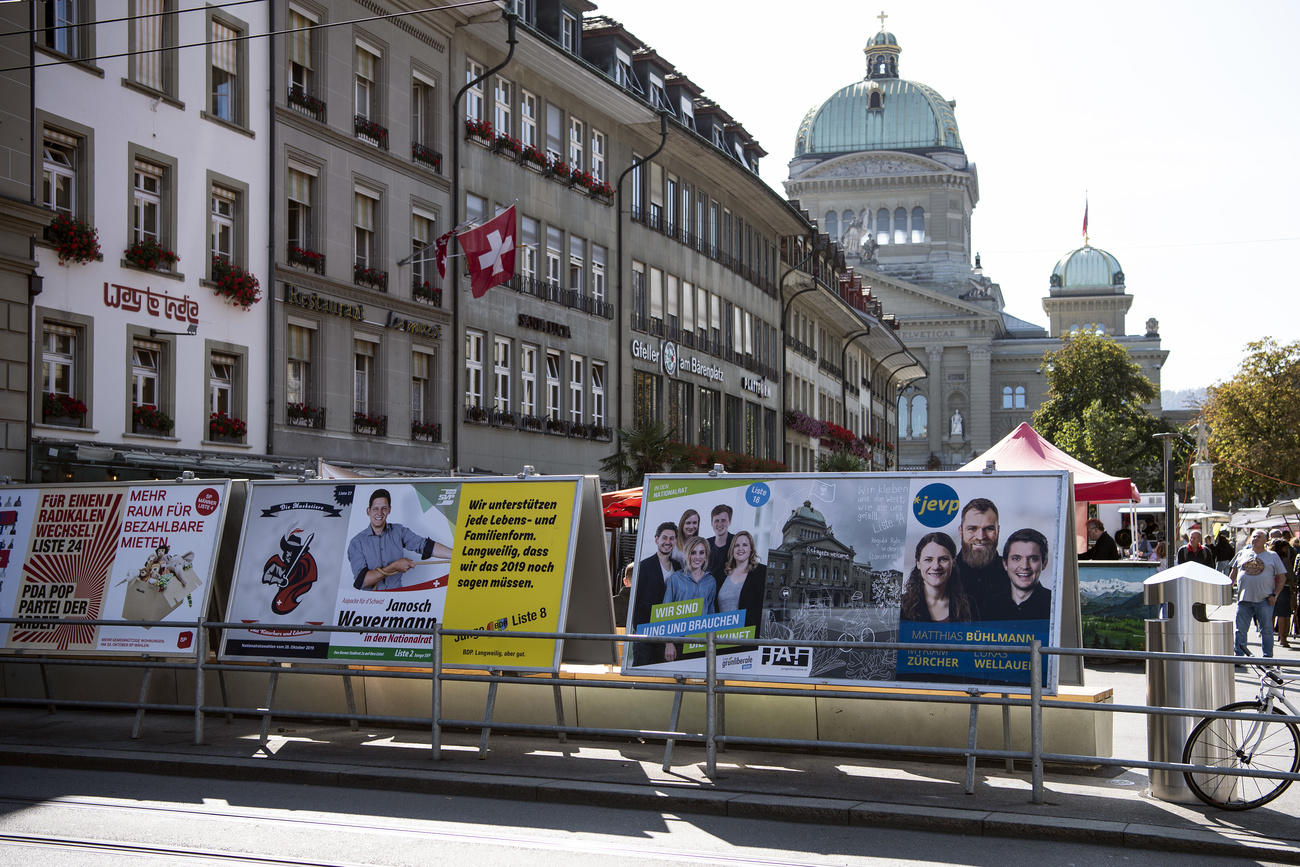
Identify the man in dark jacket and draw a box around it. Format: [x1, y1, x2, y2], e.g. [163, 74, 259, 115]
[1177, 529, 1216, 568]
[1079, 518, 1120, 560]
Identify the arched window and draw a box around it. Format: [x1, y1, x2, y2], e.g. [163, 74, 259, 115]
[893, 207, 907, 244]
[869, 90, 883, 110]
[911, 394, 927, 437]
[911, 207, 925, 243]
[876, 208, 890, 245]
[1002, 386, 1013, 409]
[824, 210, 838, 242]
[1014, 386, 1026, 409]
[897, 394, 909, 438]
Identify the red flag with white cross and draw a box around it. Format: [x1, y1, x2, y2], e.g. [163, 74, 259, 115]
[457, 206, 517, 299]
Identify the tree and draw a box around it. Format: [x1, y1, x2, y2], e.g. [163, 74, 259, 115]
[1202, 338, 1300, 505]
[1031, 331, 1168, 490]
[599, 420, 692, 487]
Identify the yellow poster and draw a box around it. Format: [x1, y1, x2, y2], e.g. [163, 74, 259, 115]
[441, 480, 577, 668]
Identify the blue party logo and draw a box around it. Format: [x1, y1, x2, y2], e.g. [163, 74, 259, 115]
[745, 482, 771, 507]
[912, 482, 961, 528]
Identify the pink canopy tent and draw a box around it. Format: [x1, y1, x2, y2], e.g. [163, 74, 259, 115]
[959, 422, 1139, 504]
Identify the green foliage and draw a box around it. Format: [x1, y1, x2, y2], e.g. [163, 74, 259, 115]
[599, 420, 680, 488]
[1031, 330, 1168, 490]
[816, 450, 868, 472]
[1203, 338, 1300, 505]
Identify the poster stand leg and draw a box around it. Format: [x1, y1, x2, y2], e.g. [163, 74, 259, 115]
[661, 675, 686, 771]
[342, 673, 359, 731]
[1001, 698, 1015, 771]
[131, 663, 154, 739]
[257, 670, 279, 751]
[716, 678, 726, 754]
[550, 672, 567, 745]
[477, 670, 501, 759]
[193, 624, 206, 746]
[431, 625, 442, 761]
[963, 691, 981, 795]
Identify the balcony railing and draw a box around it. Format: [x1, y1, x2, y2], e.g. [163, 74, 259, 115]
[413, 279, 442, 307]
[354, 115, 389, 150]
[287, 244, 325, 275]
[412, 141, 442, 172]
[286, 403, 325, 429]
[287, 86, 325, 121]
[354, 263, 388, 292]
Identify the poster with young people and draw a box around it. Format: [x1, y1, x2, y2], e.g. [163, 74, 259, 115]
[622, 472, 1069, 693]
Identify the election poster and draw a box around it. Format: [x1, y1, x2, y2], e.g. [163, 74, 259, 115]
[0, 482, 229, 657]
[623, 471, 1069, 693]
[220, 477, 585, 669]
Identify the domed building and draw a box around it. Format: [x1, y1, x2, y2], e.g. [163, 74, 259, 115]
[785, 25, 1165, 468]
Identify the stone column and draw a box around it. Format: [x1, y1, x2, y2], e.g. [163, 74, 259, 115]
[1192, 462, 1214, 511]
[926, 345, 943, 459]
[969, 345, 991, 456]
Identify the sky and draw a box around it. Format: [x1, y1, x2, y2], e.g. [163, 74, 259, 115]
[590, 0, 1300, 394]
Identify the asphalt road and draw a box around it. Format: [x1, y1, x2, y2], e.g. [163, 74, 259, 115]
[0, 767, 1279, 866]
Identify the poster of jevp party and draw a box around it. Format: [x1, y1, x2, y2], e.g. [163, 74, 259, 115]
[0, 483, 228, 657]
[624, 472, 1068, 693]
[221, 478, 581, 670]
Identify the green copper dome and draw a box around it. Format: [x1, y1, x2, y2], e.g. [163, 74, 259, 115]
[1049, 245, 1126, 291]
[793, 31, 963, 158]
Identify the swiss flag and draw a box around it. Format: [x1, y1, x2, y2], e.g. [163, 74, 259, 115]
[457, 206, 516, 299]
[433, 229, 455, 280]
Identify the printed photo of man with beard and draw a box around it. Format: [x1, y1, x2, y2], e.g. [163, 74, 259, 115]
[957, 498, 1008, 614]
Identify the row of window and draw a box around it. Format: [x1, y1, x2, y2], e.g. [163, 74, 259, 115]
[43, 124, 249, 275]
[466, 62, 608, 183]
[40, 1, 252, 128]
[632, 371, 779, 459]
[285, 324, 438, 432]
[40, 314, 247, 440]
[464, 331, 606, 429]
[629, 160, 780, 290]
[825, 207, 928, 247]
[895, 385, 1030, 441]
[630, 261, 780, 378]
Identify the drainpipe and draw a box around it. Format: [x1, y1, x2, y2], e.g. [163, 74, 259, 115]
[879, 347, 923, 468]
[266, 2, 277, 462]
[839, 328, 870, 430]
[611, 111, 668, 481]
[449, 12, 517, 474]
[777, 235, 821, 460]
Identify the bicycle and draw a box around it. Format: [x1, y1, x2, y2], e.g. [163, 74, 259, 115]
[1182, 664, 1300, 810]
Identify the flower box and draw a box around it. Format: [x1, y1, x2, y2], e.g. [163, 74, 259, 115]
[286, 402, 325, 429]
[465, 404, 487, 423]
[124, 238, 179, 272]
[493, 132, 522, 156]
[412, 142, 442, 171]
[209, 411, 246, 441]
[45, 214, 102, 265]
[464, 118, 493, 141]
[353, 412, 388, 436]
[519, 414, 543, 432]
[354, 115, 389, 150]
[413, 280, 442, 306]
[210, 257, 261, 309]
[521, 145, 549, 169]
[353, 263, 387, 291]
[411, 420, 441, 442]
[43, 392, 87, 423]
[288, 87, 326, 118]
[288, 245, 325, 274]
[132, 403, 174, 435]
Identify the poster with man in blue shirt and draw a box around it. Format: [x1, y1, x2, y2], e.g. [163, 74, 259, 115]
[347, 488, 453, 591]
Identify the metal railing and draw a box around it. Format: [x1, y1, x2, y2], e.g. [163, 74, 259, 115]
[2, 615, 1297, 806]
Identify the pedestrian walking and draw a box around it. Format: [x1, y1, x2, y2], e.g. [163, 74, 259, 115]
[1229, 529, 1288, 658]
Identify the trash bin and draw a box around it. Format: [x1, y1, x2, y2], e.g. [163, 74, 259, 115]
[1144, 563, 1233, 803]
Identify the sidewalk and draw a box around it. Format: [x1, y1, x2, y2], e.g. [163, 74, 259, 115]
[2, 653, 1298, 862]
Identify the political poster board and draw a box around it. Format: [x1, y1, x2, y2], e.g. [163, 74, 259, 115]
[0, 481, 231, 657]
[220, 475, 610, 670]
[623, 471, 1070, 694]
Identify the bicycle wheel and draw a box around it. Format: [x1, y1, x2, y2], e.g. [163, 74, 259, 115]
[1182, 700, 1300, 810]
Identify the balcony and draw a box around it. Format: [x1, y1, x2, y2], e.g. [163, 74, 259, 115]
[287, 244, 325, 275]
[287, 86, 325, 121]
[353, 263, 387, 292]
[353, 412, 388, 437]
[413, 279, 442, 307]
[412, 141, 442, 172]
[286, 403, 325, 429]
[354, 115, 389, 150]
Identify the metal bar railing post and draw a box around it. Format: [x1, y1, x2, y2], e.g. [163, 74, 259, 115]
[1030, 640, 1044, 803]
[131, 663, 154, 739]
[662, 673, 685, 771]
[1002, 697, 1014, 771]
[431, 623, 442, 760]
[964, 691, 980, 794]
[705, 632, 717, 778]
[193, 619, 206, 745]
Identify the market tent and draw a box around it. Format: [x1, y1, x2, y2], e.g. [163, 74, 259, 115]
[960, 422, 1139, 503]
[601, 488, 642, 526]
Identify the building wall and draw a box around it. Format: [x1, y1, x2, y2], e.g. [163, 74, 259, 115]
[31, 0, 271, 480]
